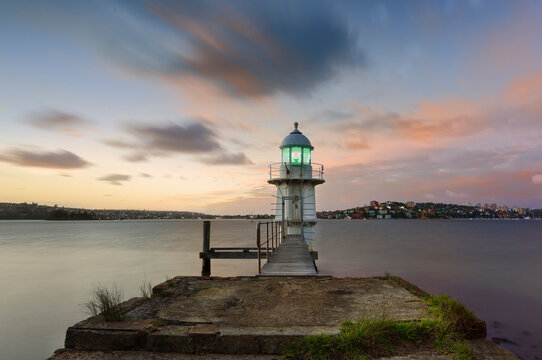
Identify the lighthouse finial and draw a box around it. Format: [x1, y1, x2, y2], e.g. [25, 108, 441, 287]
[294, 122, 299, 130]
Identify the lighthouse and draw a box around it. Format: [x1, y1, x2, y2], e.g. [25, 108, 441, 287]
[268, 122, 325, 251]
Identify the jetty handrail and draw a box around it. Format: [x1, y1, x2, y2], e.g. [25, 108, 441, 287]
[256, 221, 282, 274]
[269, 163, 324, 180]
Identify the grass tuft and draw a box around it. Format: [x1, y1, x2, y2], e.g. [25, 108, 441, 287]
[424, 295, 478, 336]
[284, 277, 479, 360]
[284, 317, 433, 360]
[424, 295, 476, 359]
[140, 279, 153, 298]
[83, 284, 124, 321]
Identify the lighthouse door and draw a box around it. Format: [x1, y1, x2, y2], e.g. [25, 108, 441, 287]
[281, 195, 304, 242]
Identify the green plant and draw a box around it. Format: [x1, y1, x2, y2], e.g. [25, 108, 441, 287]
[423, 295, 475, 359]
[83, 284, 124, 321]
[284, 277, 478, 360]
[384, 271, 391, 280]
[284, 317, 434, 360]
[424, 295, 478, 335]
[140, 279, 153, 298]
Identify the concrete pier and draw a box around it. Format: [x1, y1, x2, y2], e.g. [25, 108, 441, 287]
[48, 276, 518, 360]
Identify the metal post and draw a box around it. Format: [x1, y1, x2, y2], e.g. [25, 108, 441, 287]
[276, 221, 279, 246]
[277, 221, 281, 244]
[201, 221, 211, 276]
[266, 222, 270, 263]
[257, 222, 261, 274]
[300, 196, 304, 243]
[271, 221, 275, 255]
[281, 197, 286, 241]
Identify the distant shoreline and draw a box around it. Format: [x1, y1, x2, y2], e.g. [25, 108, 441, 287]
[1, 201, 540, 221]
[1, 217, 539, 222]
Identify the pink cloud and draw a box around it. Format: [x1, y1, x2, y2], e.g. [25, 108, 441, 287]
[532, 174, 542, 185]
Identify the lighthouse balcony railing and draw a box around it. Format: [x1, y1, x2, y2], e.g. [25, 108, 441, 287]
[269, 162, 324, 180]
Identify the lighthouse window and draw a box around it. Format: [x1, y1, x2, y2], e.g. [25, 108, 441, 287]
[303, 148, 311, 164]
[282, 148, 289, 163]
[291, 147, 302, 164]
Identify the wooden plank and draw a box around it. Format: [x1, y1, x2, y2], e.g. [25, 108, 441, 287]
[200, 251, 267, 259]
[210, 247, 259, 251]
[260, 236, 317, 276]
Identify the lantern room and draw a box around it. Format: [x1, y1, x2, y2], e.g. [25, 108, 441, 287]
[280, 122, 313, 165]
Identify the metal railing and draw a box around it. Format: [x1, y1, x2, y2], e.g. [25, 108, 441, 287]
[269, 162, 324, 180]
[256, 221, 282, 274]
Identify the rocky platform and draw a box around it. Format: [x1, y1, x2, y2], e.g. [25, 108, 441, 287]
[48, 276, 518, 360]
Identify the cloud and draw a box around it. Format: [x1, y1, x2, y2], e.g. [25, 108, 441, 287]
[333, 104, 485, 145]
[0, 148, 91, 169]
[123, 152, 148, 162]
[318, 144, 542, 209]
[139, 173, 153, 178]
[106, 120, 252, 166]
[18, 1, 360, 98]
[326, 67, 542, 146]
[29, 109, 90, 136]
[129, 122, 221, 153]
[97, 174, 131, 186]
[149, 1, 361, 97]
[103, 139, 136, 149]
[344, 139, 370, 150]
[201, 151, 253, 165]
[311, 108, 354, 123]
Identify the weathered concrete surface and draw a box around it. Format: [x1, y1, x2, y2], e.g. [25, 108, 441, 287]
[49, 340, 517, 360]
[50, 276, 516, 359]
[49, 349, 278, 360]
[157, 276, 429, 326]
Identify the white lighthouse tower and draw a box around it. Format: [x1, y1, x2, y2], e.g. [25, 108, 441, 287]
[268, 122, 325, 251]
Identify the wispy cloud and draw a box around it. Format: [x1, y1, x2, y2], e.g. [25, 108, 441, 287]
[123, 152, 148, 162]
[321, 67, 542, 149]
[14, 1, 361, 98]
[311, 108, 354, 123]
[129, 122, 221, 153]
[105, 119, 252, 166]
[28, 109, 90, 136]
[97, 174, 131, 186]
[201, 151, 253, 165]
[321, 145, 542, 208]
[0, 149, 91, 169]
[147, 1, 361, 97]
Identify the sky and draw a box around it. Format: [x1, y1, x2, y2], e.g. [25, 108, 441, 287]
[1, 0, 542, 214]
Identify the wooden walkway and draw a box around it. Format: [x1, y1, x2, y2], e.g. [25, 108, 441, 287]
[260, 235, 317, 276]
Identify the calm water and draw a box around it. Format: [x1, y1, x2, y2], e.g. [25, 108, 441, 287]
[0, 219, 541, 360]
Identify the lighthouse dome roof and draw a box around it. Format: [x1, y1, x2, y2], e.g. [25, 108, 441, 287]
[280, 122, 313, 149]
